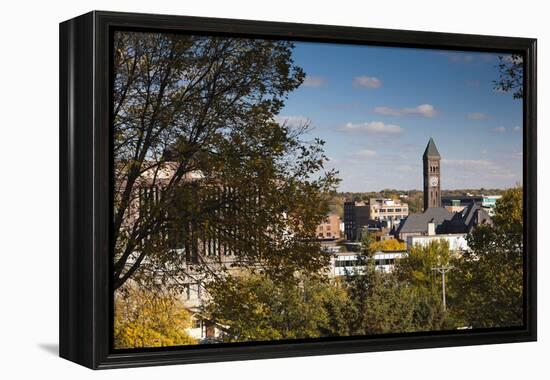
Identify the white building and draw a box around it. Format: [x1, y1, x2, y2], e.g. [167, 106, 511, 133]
[406, 234, 469, 252]
[331, 250, 406, 276]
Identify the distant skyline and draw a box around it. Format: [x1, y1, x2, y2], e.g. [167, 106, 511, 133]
[278, 42, 523, 192]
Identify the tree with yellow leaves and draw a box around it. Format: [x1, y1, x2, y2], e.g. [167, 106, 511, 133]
[114, 284, 197, 348]
[370, 238, 406, 252]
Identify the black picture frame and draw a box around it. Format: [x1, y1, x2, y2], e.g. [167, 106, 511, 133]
[59, 10, 537, 369]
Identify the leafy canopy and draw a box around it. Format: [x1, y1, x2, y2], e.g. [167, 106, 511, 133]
[114, 284, 197, 348]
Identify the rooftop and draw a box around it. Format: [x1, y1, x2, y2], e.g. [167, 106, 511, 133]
[396, 207, 453, 235]
[396, 202, 492, 237]
[423, 137, 441, 158]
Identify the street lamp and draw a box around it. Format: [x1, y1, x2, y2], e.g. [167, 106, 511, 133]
[432, 265, 453, 312]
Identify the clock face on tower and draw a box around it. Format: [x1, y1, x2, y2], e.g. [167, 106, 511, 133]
[429, 176, 439, 187]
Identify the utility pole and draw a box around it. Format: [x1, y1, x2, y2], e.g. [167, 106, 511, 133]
[432, 265, 453, 312]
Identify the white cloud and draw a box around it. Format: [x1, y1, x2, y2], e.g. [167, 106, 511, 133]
[353, 149, 377, 157]
[352, 76, 382, 89]
[340, 121, 403, 134]
[441, 159, 517, 180]
[396, 164, 417, 172]
[302, 75, 326, 88]
[274, 115, 310, 128]
[373, 106, 400, 116]
[442, 159, 495, 168]
[374, 104, 437, 118]
[467, 112, 490, 120]
[442, 160, 511, 176]
[439, 52, 474, 63]
[494, 126, 506, 133]
[326, 101, 360, 110]
[513, 126, 522, 132]
[480, 53, 498, 63]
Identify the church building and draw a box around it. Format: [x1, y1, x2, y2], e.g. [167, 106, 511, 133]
[395, 138, 491, 243]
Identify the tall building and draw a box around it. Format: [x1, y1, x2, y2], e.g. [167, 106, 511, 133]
[343, 200, 369, 241]
[423, 137, 441, 210]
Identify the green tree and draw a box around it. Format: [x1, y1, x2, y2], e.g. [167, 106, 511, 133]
[395, 240, 452, 331]
[450, 187, 523, 328]
[402, 192, 423, 214]
[112, 31, 339, 290]
[114, 284, 196, 348]
[344, 233, 419, 335]
[205, 273, 351, 342]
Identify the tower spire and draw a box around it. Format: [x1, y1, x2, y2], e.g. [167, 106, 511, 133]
[423, 137, 441, 158]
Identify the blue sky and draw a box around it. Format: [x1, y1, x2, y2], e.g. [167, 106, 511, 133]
[278, 42, 523, 192]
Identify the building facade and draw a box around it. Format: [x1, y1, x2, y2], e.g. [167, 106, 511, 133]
[407, 234, 469, 252]
[316, 214, 342, 240]
[343, 200, 369, 241]
[369, 198, 409, 226]
[331, 250, 406, 276]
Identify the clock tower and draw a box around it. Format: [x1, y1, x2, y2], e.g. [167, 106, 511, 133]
[423, 137, 441, 210]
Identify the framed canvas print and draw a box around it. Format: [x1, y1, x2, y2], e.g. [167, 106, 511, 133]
[59, 11, 537, 369]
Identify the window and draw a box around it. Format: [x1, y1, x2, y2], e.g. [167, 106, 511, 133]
[192, 318, 201, 329]
[184, 284, 191, 300]
[336, 259, 359, 267]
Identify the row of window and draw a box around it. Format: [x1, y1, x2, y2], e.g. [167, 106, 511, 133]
[334, 258, 397, 267]
[376, 207, 407, 213]
[378, 215, 407, 221]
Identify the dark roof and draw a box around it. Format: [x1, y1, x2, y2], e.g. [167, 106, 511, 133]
[439, 202, 492, 234]
[396, 203, 493, 237]
[423, 138, 441, 158]
[396, 207, 453, 235]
